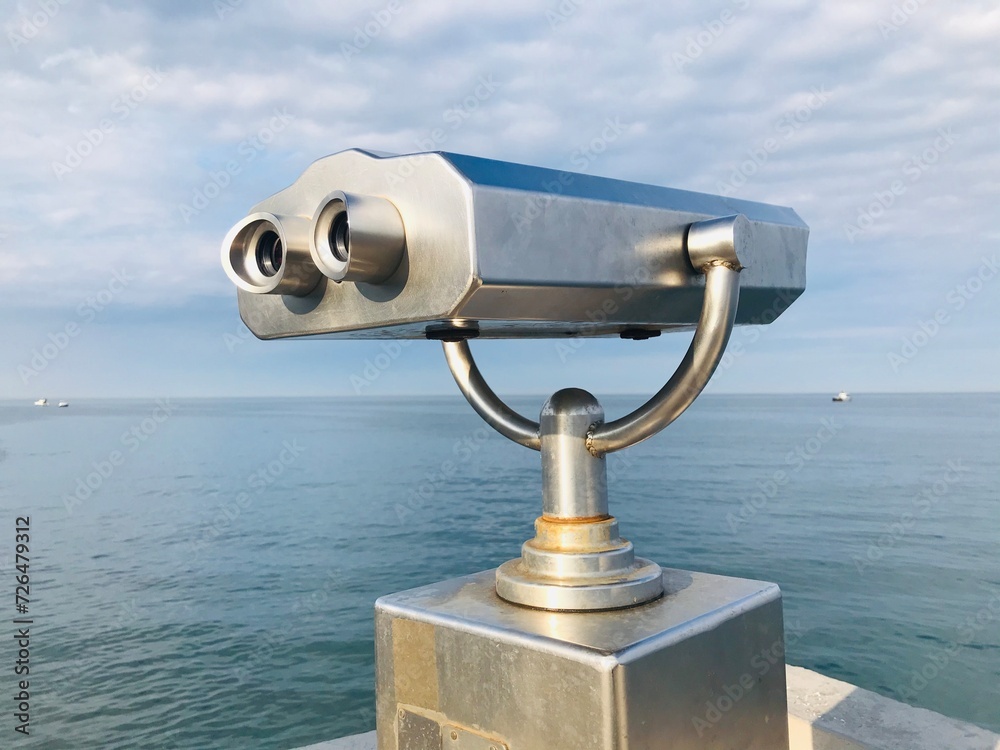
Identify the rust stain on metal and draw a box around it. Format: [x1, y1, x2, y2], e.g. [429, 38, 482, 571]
[540, 514, 611, 524]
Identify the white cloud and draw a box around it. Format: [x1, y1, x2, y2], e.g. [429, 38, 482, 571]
[0, 0, 996, 394]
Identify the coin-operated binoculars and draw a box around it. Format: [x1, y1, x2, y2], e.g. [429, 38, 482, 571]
[222, 149, 808, 749]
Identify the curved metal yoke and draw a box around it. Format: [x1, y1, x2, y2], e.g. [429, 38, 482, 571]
[442, 215, 746, 457]
[442, 216, 747, 611]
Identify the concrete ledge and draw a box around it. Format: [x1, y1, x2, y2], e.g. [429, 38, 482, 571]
[786, 665, 999, 750]
[295, 731, 376, 750]
[296, 667, 999, 749]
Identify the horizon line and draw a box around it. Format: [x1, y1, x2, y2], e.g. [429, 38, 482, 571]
[4, 390, 999, 401]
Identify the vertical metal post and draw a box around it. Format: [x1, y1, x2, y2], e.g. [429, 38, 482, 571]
[540, 389, 608, 520]
[495, 389, 664, 611]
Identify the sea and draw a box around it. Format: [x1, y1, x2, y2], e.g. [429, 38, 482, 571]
[0, 394, 997, 749]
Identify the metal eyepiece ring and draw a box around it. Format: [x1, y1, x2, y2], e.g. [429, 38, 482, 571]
[310, 191, 405, 283]
[221, 212, 321, 296]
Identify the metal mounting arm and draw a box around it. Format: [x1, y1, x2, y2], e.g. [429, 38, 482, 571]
[588, 261, 740, 454]
[440, 215, 747, 611]
[442, 339, 541, 450]
[441, 250, 743, 456]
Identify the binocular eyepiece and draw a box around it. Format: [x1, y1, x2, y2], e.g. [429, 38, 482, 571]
[222, 190, 406, 295]
[310, 191, 406, 284]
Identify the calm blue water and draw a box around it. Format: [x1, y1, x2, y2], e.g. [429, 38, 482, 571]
[0, 394, 997, 748]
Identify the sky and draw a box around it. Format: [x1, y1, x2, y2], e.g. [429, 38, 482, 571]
[1, 0, 997, 399]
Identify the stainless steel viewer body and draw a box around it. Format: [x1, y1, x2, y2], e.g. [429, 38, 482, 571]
[220, 147, 808, 750]
[227, 149, 807, 340]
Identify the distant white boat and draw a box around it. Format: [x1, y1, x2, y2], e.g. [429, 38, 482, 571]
[832, 390, 851, 402]
[34, 398, 48, 406]
[58, 401, 69, 408]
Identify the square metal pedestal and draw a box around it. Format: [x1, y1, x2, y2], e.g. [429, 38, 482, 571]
[375, 568, 788, 750]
